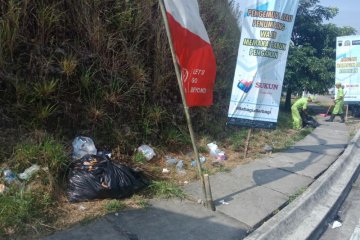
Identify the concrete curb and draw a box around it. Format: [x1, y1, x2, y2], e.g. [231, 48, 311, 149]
[245, 129, 360, 240]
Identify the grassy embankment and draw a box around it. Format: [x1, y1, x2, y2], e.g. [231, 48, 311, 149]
[0, 0, 312, 238]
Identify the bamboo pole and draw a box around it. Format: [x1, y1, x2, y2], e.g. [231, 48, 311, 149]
[159, 0, 209, 207]
[244, 128, 252, 158]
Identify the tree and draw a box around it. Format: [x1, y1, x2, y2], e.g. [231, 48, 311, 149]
[283, 0, 356, 111]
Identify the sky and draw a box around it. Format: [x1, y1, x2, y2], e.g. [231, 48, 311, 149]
[319, 0, 360, 34]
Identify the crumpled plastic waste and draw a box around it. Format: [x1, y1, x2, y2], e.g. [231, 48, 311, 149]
[219, 199, 230, 205]
[72, 136, 97, 160]
[207, 142, 227, 160]
[165, 156, 178, 165]
[176, 160, 186, 175]
[3, 169, 17, 184]
[191, 156, 207, 167]
[162, 168, 170, 174]
[137, 145, 156, 161]
[19, 164, 40, 180]
[331, 220, 342, 229]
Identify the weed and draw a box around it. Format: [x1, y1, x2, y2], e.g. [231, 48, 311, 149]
[288, 187, 307, 203]
[229, 128, 248, 151]
[36, 104, 58, 121]
[11, 133, 68, 185]
[104, 200, 126, 212]
[0, 185, 56, 237]
[33, 79, 59, 99]
[148, 181, 186, 199]
[61, 56, 77, 77]
[133, 152, 147, 164]
[164, 127, 191, 146]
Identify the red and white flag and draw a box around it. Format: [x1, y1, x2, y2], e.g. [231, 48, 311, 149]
[164, 0, 216, 107]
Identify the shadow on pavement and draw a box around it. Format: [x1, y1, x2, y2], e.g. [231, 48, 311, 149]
[43, 202, 248, 240]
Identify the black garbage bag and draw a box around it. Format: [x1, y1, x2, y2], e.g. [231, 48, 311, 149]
[301, 113, 320, 128]
[67, 155, 148, 202]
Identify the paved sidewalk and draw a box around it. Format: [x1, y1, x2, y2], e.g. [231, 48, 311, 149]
[44, 118, 349, 240]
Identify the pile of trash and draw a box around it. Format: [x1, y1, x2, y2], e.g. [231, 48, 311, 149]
[67, 136, 148, 202]
[1, 165, 42, 194]
[160, 142, 227, 175]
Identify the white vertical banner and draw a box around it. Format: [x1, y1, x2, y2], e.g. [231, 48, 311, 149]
[336, 35, 360, 102]
[227, 0, 299, 129]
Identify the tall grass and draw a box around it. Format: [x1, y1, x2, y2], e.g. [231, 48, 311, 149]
[0, 0, 241, 152]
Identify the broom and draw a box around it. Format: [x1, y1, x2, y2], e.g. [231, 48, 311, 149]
[319, 105, 332, 117]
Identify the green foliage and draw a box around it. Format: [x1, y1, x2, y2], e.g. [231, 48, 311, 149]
[148, 181, 186, 199]
[0, 0, 241, 152]
[104, 200, 126, 212]
[229, 128, 249, 151]
[288, 187, 307, 203]
[283, 0, 356, 110]
[0, 185, 55, 237]
[133, 152, 147, 164]
[11, 133, 68, 184]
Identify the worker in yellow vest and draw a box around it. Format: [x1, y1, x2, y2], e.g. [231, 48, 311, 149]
[291, 96, 314, 129]
[326, 82, 345, 123]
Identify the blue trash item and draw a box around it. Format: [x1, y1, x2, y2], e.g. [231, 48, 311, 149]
[67, 155, 148, 202]
[190, 156, 206, 167]
[72, 136, 97, 160]
[3, 169, 17, 184]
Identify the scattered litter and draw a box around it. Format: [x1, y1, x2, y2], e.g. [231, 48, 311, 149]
[3, 169, 17, 184]
[190, 156, 207, 167]
[176, 160, 186, 175]
[137, 145, 156, 161]
[78, 205, 86, 211]
[197, 199, 203, 204]
[207, 142, 227, 160]
[115, 213, 119, 216]
[211, 160, 224, 167]
[331, 220, 342, 229]
[219, 199, 230, 205]
[97, 150, 112, 159]
[162, 168, 170, 174]
[165, 156, 178, 165]
[67, 155, 148, 202]
[0, 184, 6, 194]
[19, 164, 40, 180]
[184, 181, 189, 184]
[72, 136, 97, 160]
[263, 144, 273, 155]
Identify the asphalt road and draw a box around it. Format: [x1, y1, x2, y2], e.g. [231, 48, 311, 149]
[320, 172, 360, 240]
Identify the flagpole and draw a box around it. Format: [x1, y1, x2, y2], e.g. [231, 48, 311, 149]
[159, 0, 210, 208]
